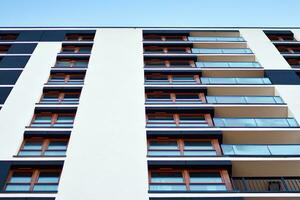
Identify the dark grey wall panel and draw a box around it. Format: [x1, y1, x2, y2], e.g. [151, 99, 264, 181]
[0, 87, 12, 104]
[40, 30, 66, 41]
[7, 43, 37, 54]
[16, 30, 43, 41]
[265, 70, 300, 85]
[0, 70, 22, 84]
[0, 56, 30, 68]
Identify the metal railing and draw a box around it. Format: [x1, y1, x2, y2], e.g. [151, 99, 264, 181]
[232, 177, 300, 192]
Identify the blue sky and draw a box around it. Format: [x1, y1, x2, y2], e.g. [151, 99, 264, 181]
[0, 0, 300, 27]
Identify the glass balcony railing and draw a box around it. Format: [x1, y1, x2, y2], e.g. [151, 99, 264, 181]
[232, 177, 300, 192]
[192, 48, 252, 54]
[54, 61, 88, 68]
[213, 118, 299, 128]
[196, 61, 261, 68]
[201, 77, 271, 85]
[188, 36, 245, 42]
[222, 144, 300, 156]
[206, 96, 284, 104]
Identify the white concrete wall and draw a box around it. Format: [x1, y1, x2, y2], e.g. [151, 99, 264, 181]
[0, 43, 60, 159]
[240, 29, 291, 69]
[56, 28, 148, 200]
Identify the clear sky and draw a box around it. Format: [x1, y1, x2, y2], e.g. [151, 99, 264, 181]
[0, 0, 300, 27]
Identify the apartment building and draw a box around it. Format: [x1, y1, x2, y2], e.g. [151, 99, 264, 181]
[0, 27, 300, 200]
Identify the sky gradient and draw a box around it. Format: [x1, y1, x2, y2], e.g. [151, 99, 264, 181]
[0, 0, 300, 27]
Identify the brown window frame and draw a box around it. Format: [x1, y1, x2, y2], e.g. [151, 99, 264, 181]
[144, 46, 191, 53]
[0, 45, 10, 53]
[143, 34, 188, 41]
[64, 34, 94, 41]
[0, 34, 18, 41]
[47, 73, 85, 84]
[145, 74, 201, 84]
[30, 112, 75, 127]
[145, 92, 206, 103]
[17, 137, 69, 157]
[4, 169, 61, 192]
[146, 113, 214, 127]
[147, 138, 222, 156]
[145, 59, 195, 68]
[60, 45, 92, 53]
[148, 169, 232, 191]
[39, 91, 81, 104]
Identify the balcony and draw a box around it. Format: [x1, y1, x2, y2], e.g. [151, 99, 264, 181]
[30, 113, 75, 128]
[196, 61, 261, 68]
[232, 177, 300, 192]
[201, 77, 271, 85]
[275, 44, 300, 55]
[188, 36, 245, 42]
[213, 118, 299, 128]
[143, 47, 252, 55]
[222, 144, 300, 156]
[146, 94, 284, 105]
[206, 96, 284, 104]
[265, 31, 296, 42]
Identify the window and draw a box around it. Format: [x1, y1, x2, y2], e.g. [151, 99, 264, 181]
[145, 74, 201, 85]
[30, 113, 75, 128]
[146, 113, 213, 127]
[143, 34, 188, 41]
[144, 46, 191, 54]
[0, 45, 10, 53]
[213, 118, 299, 128]
[54, 58, 89, 68]
[0, 33, 18, 41]
[64, 33, 94, 41]
[145, 92, 206, 104]
[40, 91, 80, 104]
[4, 169, 61, 192]
[265, 31, 295, 42]
[61, 45, 92, 54]
[144, 59, 195, 68]
[149, 169, 231, 192]
[275, 45, 300, 54]
[47, 73, 85, 85]
[18, 138, 68, 157]
[148, 138, 221, 156]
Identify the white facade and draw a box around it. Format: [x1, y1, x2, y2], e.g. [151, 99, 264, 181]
[0, 27, 299, 200]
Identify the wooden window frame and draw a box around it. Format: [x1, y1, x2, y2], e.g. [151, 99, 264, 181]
[147, 138, 222, 156]
[40, 91, 80, 104]
[144, 46, 191, 53]
[0, 34, 18, 40]
[146, 113, 213, 127]
[30, 112, 75, 127]
[4, 169, 61, 192]
[54, 58, 89, 68]
[145, 59, 195, 68]
[145, 92, 206, 103]
[48, 73, 85, 84]
[64, 34, 94, 41]
[143, 34, 188, 41]
[18, 137, 69, 156]
[148, 169, 232, 191]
